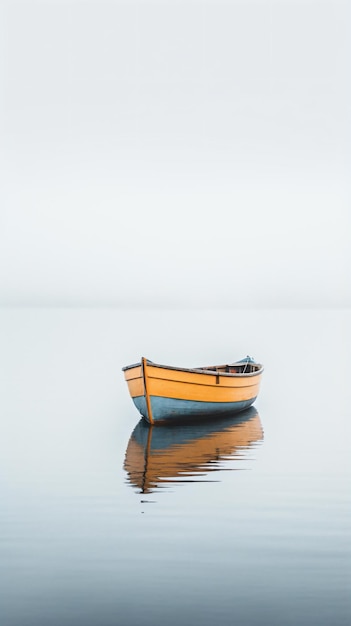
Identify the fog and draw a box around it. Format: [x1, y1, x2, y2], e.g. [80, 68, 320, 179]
[1, 0, 350, 308]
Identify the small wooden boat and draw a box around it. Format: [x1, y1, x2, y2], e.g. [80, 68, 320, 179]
[122, 356, 263, 424]
[124, 407, 263, 493]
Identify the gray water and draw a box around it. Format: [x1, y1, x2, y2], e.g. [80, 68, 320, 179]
[1, 308, 350, 626]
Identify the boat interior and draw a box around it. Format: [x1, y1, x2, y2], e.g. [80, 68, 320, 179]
[201, 362, 261, 374]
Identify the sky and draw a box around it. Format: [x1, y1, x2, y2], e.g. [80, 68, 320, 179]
[0, 0, 350, 308]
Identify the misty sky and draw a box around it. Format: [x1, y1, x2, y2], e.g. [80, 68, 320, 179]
[1, 0, 350, 308]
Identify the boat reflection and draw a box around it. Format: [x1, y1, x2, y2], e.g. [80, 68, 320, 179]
[124, 407, 263, 494]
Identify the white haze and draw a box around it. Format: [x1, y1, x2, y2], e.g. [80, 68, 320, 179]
[0, 0, 350, 308]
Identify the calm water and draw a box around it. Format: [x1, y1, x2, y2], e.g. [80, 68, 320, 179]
[1, 309, 350, 626]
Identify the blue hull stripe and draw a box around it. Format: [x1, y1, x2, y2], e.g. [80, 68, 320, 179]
[133, 395, 256, 423]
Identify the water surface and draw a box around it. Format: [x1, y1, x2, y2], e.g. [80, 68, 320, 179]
[1, 308, 350, 626]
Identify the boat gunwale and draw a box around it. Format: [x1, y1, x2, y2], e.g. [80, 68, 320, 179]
[122, 361, 264, 378]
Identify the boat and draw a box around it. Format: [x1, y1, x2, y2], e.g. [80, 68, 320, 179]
[122, 356, 263, 424]
[124, 407, 263, 494]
